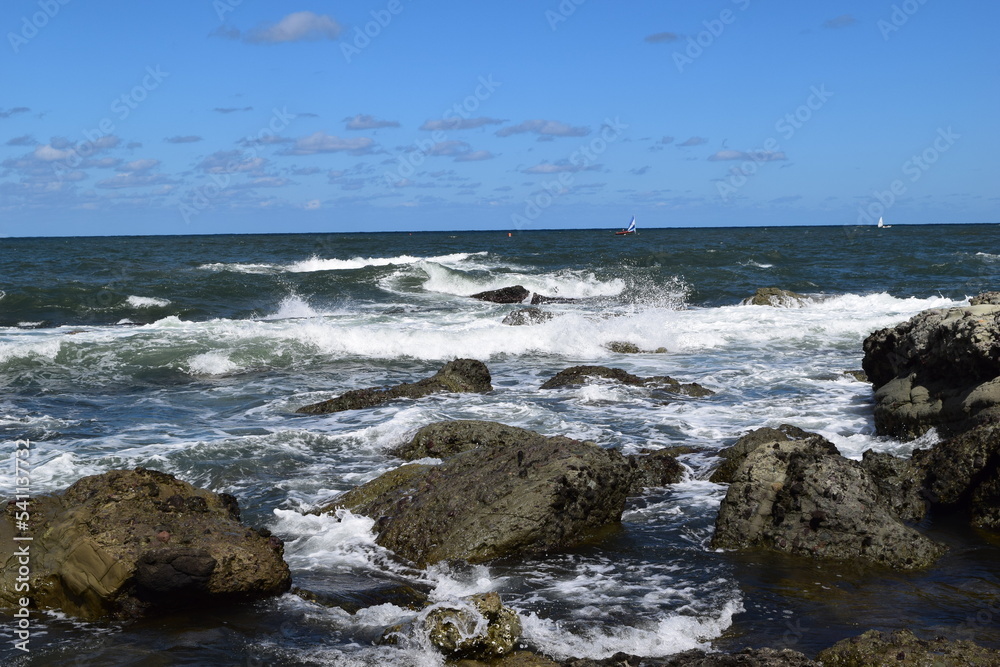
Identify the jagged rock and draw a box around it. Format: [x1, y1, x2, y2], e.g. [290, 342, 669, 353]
[741, 287, 808, 307]
[709, 425, 817, 485]
[843, 369, 868, 382]
[540, 365, 713, 397]
[816, 629, 1000, 666]
[910, 423, 1000, 529]
[392, 420, 547, 461]
[560, 648, 818, 666]
[471, 285, 569, 305]
[419, 592, 521, 661]
[297, 359, 492, 415]
[502, 307, 554, 326]
[0, 468, 290, 620]
[711, 438, 946, 569]
[861, 304, 1000, 439]
[608, 341, 668, 354]
[320, 433, 633, 566]
[970, 291, 1000, 306]
[627, 448, 686, 492]
[859, 450, 929, 523]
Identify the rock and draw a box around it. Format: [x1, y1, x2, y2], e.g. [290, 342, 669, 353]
[540, 365, 713, 397]
[843, 369, 868, 382]
[392, 420, 547, 461]
[627, 448, 686, 492]
[970, 291, 1000, 306]
[561, 648, 818, 666]
[453, 652, 561, 667]
[910, 423, 1000, 529]
[711, 438, 946, 569]
[0, 468, 290, 620]
[859, 450, 929, 523]
[503, 307, 554, 326]
[861, 304, 1000, 439]
[816, 629, 1000, 666]
[709, 425, 818, 485]
[471, 285, 569, 305]
[741, 287, 808, 307]
[420, 592, 521, 661]
[297, 359, 492, 415]
[608, 341, 669, 354]
[321, 432, 633, 566]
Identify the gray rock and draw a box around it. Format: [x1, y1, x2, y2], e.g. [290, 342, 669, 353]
[471, 286, 570, 305]
[627, 448, 687, 492]
[741, 287, 808, 307]
[560, 648, 818, 666]
[607, 341, 668, 354]
[392, 420, 547, 461]
[0, 468, 290, 620]
[709, 425, 819, 485]
[862, 304, 1000, 439]
[417, 592, 521, 661]
[859, 450, 929, 523]
[297, 359, 492, 415]
[816, 629, 1000, 666]
[540, 365, 713, 397]
[502, 307, 554, 326]
[321, 434, 633, 566]
[970, 291, 1000, 306]
[711, 439, 946, 570]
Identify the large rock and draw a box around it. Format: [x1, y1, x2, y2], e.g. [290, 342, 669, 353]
[816, 629, 1000, 666]
[970, 291, 1000, 306]
[0, 468, 290, 620]
[471, 285, 569, 305]
[392, 420, 547, 461]
[711, 438, 946, 569]
[560, 648, 818, 666]
[709, 425, 816, 485]
[862, 304, 1000, 439]
[741, 287, 807, 307]
[910, 423, 1000, 529]
[540, 365, 713, 397]
[320, 432, 633, 566]
[297, 359, 492, 415]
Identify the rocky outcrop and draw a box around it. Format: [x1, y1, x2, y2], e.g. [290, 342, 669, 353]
[559, 648, 818, 666]
[862, 304, 1000, 439]
[471, 285, 570, 305]
[392, 420, 547, 461]
[540, 365, 713, 397]
[0, 468, 290, 620]
[384, 592, 521, 661]
[816, 629, 1000, 666]
[607, 342, 668, 354]
[709, 425, 816, 485]
[502, 307, 554, 326]
[910, 423, 1000, 529]
[627, 448, 687, 492]
[970, 291, 1000, 306]
[297, 359, 492, 415]
[858, 450, 929, 523]
[320, 433, 633, 567]
[741, 288, 808, 307]
[711, 437, 946, 569]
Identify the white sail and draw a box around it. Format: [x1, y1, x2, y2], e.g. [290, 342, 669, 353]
[626, 216, 636, 233]
[877, 217, 884, 228]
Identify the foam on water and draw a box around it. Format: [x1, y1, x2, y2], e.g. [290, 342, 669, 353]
[126, 295, 171, 308]
[287, 252, 484, 273]
[416, 261, 627, 299]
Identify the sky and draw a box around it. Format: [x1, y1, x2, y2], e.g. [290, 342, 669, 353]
[0, 0, 997, 236]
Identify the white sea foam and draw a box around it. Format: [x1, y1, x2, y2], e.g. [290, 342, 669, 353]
[416, 261, 626, 299]
[187, 350, 238, 375]
[126, 295, 171, 308]
[287, 252, 483, 273]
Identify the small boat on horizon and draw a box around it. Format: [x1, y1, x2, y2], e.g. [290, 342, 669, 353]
[615, 216, 637, 235]
[877, 216, 892, 229]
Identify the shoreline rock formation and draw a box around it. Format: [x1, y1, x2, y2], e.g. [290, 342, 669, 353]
[540, 365, 713, 397]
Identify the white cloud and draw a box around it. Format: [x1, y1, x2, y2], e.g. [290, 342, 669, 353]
[420, 117, 506, 131]
[282, 131, 375, 155]
[245, 12, 343, 44]
[496, 119, 590, 138]
[344, 114, 399, 130]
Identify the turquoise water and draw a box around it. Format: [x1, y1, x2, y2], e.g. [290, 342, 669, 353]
[1, 224, 998, 665]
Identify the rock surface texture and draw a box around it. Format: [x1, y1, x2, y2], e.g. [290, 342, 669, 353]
[540, 365, 713, 397]
[0, 468, 290, 620]
[740, 287, 808, 307]
[816, 629, 1000, 666]
[862, 303, 1000, 439]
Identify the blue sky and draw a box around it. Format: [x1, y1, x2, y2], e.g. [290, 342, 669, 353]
[1, 0, 997, 236]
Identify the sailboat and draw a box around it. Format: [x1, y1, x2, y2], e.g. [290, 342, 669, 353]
[877, 216, 892, 229]
[615, 216, 637, 235]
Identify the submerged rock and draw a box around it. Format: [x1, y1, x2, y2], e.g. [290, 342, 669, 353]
[862, 303, 1000, 439]
[711, 437, 946, 570]
[394, 592, 522, 661]
[607, 341, 668, 354]
[0, 468, 290, 620]
[297, 358, 492, 415]
[741, 287, 808, 307]
[502, 307, 554, 326]
[540, 365, 713, 397]
[320, 430, 633, 566]
[816, 629, 1000, 666]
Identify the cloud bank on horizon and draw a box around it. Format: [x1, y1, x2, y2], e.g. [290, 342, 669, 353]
[0, 0, 996, 236]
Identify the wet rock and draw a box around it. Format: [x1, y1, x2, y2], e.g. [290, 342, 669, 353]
[540, 365, 713, 397]
[392, 420, 547, 461]
[843, 369, 868, 382]
[970, 291, 1000, 306]
[910, 423, 1000, 529]
[471, 285, 569, 305]
[627, 448, 686, 492]
[454, 652, 561, 667]
[859, 450, 929, 523]
[862, 304, 1000, 439]
[741, 287, 808, 307]
[503, 307, 554, 326]
[0, 468, 290, 620]
[320, 433, 633, 566]
[421, 592, 521, 661]
[709, 425, 818, 485]
[711, 439, 946, 570]
[608, 341, 668, 354]
[816, 629, 1000, 666]
[561, 648, 818, 666]
[297, 358, 492, 415]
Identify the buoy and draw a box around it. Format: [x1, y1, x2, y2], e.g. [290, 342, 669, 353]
[508, 232, 512, 237]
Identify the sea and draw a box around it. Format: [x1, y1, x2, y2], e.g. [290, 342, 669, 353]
[2, 223, 999, 666]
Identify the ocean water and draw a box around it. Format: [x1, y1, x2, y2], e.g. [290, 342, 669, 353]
[1, 224, 999, 665]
